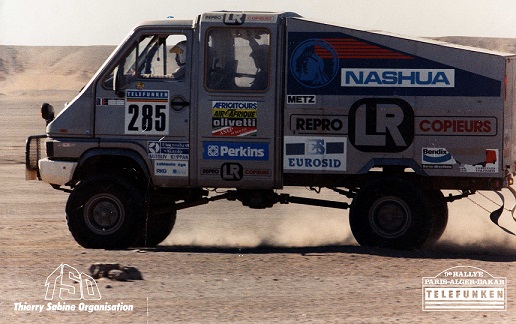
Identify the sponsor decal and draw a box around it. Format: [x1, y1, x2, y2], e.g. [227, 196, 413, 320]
[287, 32, 501, 97]
[126, 90, 168, 101]
[422, 148, 456, 169]
[459, 149, 499, 173]
[422, 266, 506, 311]
[342, 69, 455, 88]
[291, 114, 347, 134]
[212, 101, 257, 137]
[246, 14, 276, 22]
[201, 168, 220, 176]
[244, 168, 271, 177]
[96, 98, 125, 106]
[417, 117, 496, 136]
[148, 141, 189, 160]
[154, 160, 188, 177]
[203, 14, 223, 20]
[203, 142, 269, 161]
[290, 39, 340, 88]
[287, 95, 316, 104]
[125, 90, 169, 135]
[284, 136, 347, 171]
[348, 98, 414, 152]
[201, 167, 271, 178]
[221, 162, 243, 181]
[148, 141, 189, 177]
[223, 13, 246, 25]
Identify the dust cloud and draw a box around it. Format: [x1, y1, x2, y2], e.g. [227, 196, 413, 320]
[432, 189, 516, 255]
[165, 188, 357, 248]
[165, 188, 516, 255]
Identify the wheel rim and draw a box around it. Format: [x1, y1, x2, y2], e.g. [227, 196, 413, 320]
[368, 196, 411, 239]
[84, 194, 125, 235]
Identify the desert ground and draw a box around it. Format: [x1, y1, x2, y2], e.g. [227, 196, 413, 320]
[2, 38, 516, 322]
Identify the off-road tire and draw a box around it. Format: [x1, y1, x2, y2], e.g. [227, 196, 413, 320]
[66, 175, 145, 249]
[349, 177, 433, 250]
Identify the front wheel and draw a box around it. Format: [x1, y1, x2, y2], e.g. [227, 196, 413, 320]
[136, 192, 177, 247]
[349, 177, 433, 250]
[66, 176, 145, 249]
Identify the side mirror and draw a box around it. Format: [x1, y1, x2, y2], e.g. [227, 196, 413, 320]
[41, 103, 55, 125]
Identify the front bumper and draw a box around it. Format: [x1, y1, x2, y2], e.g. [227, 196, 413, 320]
[38, 158, 78, 186]
[25, 135, 78, 185]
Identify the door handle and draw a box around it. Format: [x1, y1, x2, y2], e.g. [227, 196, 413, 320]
[170, 96, 189, 111]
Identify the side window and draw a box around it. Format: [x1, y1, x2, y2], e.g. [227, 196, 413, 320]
[206, 28, 270, 91]
[103, 34, 187, 90]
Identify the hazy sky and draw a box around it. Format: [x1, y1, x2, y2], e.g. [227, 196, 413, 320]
[0, 0, 515, 45]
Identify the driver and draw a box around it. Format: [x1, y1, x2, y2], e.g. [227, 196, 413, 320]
[169, 41, 187, 79]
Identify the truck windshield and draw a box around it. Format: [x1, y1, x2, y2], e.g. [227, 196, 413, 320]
[205, 28, 270, 91]
[103, 33, 187, 91]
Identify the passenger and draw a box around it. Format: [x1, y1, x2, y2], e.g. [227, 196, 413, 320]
[245, 31, 269, 90]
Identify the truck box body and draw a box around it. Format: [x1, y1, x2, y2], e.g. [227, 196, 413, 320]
[283, 18, 515, 188]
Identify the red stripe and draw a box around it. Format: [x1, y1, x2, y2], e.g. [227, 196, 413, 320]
[312, 38, 413, 60]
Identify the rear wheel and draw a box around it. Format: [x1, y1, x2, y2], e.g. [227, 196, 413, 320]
[423, 189, 448, 246]
[66, 175, 144, 249]
[349, 177, 433, 250]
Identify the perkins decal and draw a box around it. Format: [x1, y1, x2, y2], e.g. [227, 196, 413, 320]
[422, 148, 456, 169]
[154, 160, 188, 177]
[212, 101, 257, 137]
[291, 115, 347, 134]
[342, 69, 455, 88]
[416, 117, 496, 136]
[203, 142, 269, 161]
[284, 136, 347, 171]
[148, 141, 189, 160]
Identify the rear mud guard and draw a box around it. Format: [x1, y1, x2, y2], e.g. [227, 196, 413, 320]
[489, 188, 516, 235]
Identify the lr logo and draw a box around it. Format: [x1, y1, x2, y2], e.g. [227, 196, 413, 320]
[349, 98, 414, 152]
[223, 13, 246, 25]
[221, 162, 243, 181]
[45, 264, 101, 301]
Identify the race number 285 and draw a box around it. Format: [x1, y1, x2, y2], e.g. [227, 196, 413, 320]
[125, 104, 169, 135]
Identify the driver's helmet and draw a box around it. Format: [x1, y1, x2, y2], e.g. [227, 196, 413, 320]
[170, 41, 187, 66]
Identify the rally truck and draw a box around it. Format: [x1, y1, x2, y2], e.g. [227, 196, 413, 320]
[26, 11, 516, 250]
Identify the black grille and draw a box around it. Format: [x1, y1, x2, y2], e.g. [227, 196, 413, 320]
[25, 135, 47, 170]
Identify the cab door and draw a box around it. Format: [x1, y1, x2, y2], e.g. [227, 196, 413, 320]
[95, 28, 193, 187]
[194, 14, 283, 189]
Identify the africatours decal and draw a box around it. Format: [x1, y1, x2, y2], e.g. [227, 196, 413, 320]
[211, 101, 257, 137]
[287, 32, 501, 97]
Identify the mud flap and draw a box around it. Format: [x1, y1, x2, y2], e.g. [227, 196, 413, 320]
[489, 189, 516, 235]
